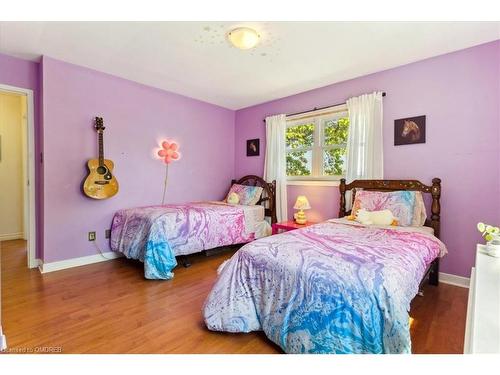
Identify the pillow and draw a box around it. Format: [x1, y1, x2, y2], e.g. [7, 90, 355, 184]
[355, 208, 398, 226]
[411, 191, 427, 226]
[225, 184, 263, 206]
[227, 192, 240, 205]
[351, 190, 416, 226]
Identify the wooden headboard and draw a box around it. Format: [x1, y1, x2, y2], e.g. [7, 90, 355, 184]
[231, 175, 277, 224]
[339, 178, 442, 238]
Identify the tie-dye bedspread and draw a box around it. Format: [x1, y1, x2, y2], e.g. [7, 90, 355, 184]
[203, 220, 447, 354]
[110, 202, 258, 280]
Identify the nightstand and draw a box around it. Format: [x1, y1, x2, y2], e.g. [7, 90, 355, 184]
[271, 220, 317, 235]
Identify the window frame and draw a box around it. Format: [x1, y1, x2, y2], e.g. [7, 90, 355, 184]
[285, 104, 348, 182]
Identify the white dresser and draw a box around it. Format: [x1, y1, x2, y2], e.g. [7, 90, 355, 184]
[464, 245, 500, 353]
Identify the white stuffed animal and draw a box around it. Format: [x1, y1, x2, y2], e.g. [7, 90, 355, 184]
[227, 192, 240, 205]
[355, 209, 398, 226]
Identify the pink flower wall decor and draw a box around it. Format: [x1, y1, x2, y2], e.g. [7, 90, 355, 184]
[157, 140, 181, 164]
[156, 139, 181, 205]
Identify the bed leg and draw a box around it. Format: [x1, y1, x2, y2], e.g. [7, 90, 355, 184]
[429, 259, 439, 286]
[179, 255, 191, 268]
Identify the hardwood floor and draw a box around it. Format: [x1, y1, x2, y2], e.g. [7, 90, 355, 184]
[1, 239, 468, 354]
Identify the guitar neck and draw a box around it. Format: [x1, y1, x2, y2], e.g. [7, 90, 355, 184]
[98, 132, 104, 166]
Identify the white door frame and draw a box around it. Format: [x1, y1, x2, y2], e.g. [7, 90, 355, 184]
[0, 83, 37, 268]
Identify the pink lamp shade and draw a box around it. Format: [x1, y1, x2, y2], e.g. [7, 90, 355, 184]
[157, 140, 181, 164]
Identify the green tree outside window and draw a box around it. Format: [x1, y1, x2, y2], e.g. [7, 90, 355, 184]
[323, 117, 349, 176]
[286, 116, 349, 177]
[286, 123, 314, 176]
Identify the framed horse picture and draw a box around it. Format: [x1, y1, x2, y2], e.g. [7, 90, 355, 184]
[246, 138, 260, 156]
[394, 115, 426, 146]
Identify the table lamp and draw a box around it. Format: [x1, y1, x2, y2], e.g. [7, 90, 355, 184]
[293, 195, 311, 224]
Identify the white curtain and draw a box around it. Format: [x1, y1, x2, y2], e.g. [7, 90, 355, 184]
[264, 114, 288, 222]
[345, 91, 384, 209]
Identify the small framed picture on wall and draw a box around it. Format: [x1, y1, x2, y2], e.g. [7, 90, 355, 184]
[394, 115, 426, 146]
[246, 138, 260, 156]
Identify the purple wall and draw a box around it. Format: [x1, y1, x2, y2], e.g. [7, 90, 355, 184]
[41, 56, 235, 262]
[0, 53, 43, 259]
[235, 40, 500, 277]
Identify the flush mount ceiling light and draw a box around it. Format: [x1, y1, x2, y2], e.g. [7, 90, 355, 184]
[228, 27, 260, 50]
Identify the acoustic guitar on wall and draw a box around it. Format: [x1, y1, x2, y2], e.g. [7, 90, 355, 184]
[83, 117, 119, 199]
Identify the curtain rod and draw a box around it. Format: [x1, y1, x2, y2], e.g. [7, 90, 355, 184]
[262, 92, 386, 123]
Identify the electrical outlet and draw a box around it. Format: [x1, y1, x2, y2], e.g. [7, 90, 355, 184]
[105, 229, 111, 239]
[88, 231, 96, 241]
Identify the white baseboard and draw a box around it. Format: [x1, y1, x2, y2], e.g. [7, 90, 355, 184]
[0, 232, 24, 241]
[39, 251, 122, 273]
[439, 272, 470, 288]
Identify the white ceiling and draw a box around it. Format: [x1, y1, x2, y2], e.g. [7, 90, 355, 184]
[0, 22, 498, 109]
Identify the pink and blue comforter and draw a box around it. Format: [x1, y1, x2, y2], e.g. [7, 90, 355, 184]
[110, 202, 257, 279]
[203, 220, 447, 354]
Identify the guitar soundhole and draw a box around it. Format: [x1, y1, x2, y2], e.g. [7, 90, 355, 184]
[97, 166, 107, 175]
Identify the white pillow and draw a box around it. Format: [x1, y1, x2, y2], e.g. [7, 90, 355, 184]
[356, 209, 397, 226]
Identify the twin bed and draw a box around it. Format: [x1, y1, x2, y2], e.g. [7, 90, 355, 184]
[110, 176, 446, 354]
[110, 175, 277, 278]
[202, 178, 446, 354]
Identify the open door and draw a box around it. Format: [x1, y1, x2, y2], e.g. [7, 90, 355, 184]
[0, 84, 37, 352]
[0, 84, 36, 269]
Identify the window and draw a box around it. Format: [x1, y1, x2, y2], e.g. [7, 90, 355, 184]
[285, 106, 349, 180]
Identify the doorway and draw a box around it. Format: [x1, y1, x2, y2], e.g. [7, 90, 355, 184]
[0, 84, 36, 268]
